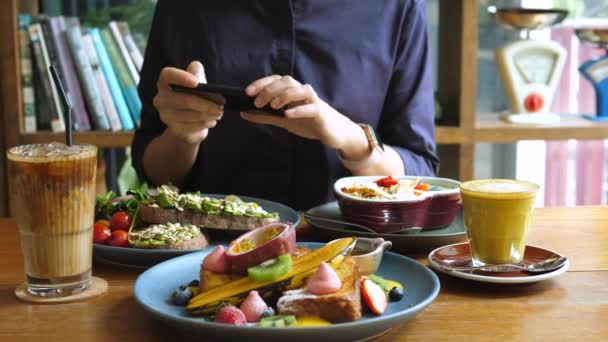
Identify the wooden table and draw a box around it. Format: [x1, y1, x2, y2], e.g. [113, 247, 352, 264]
[1, 206, 607, 341]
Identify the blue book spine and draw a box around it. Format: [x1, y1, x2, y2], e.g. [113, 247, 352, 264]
[90, 28, 134, 131]
[100, 27, 141, 125]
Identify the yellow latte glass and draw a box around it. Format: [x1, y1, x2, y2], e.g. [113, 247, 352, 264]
[460, 179, 539, 266]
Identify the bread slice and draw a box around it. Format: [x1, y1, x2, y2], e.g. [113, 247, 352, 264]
[276, 256, 361, 323]
[138, 204, 278, 230]
[199, 246, 313, 292]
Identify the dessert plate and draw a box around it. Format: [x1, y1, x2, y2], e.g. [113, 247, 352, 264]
[133, 242, 440, 342]
[306, 201, 467, 251]
[428, 242, 570, 284]
[93, 195, 300, 268]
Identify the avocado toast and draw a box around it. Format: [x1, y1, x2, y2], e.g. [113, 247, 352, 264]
[129, 223, 209, 250]
[138, 186, 279, 231]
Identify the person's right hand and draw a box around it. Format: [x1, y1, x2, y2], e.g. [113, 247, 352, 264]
[153, 61, 224, 145]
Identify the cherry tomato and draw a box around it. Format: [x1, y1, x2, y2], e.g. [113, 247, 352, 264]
[109, 211, 132, 231]
[93, 221, 111, 244]
[97, 219, 110, 227]
[107, 230, 130, 248]
[375, 176, 397, 187]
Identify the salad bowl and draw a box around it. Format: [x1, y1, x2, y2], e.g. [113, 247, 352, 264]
[334, 176, 461, 234]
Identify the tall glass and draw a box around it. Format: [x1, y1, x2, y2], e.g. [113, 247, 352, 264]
[7, 143, 97, 297]
[460, 179, 539, 266]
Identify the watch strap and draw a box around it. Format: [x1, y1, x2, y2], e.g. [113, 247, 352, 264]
[359, 124, 384, 152]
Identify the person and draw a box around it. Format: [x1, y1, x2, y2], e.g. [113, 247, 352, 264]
[132, 0, 439, 211]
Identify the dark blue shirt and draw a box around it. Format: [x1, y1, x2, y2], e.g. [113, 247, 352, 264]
[132, 0, 439, 211]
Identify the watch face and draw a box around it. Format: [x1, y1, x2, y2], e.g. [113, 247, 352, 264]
[514, 50, 557, 84]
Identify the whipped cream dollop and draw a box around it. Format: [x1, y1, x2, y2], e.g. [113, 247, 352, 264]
[202, 245, 230, 273]
[239, 290, 268, 323]
[306, 262, 342, 295]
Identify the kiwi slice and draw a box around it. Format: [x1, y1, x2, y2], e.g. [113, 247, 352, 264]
[247, 254, 292, 282]
[259, 315, 297, 327]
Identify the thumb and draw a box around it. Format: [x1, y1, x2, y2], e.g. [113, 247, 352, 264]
[186, 61, 207, 84]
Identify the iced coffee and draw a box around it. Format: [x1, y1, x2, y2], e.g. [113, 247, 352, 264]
[7, 143, 97, 297]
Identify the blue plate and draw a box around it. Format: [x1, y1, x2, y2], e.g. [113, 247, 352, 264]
[134, 242, 440, 342]
[94, 195, 300, 268]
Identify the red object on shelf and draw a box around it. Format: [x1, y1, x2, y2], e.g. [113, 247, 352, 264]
[524, 93, 544, 112]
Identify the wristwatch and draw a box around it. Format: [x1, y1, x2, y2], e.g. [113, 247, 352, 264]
[359, 124, 384, 152]
[338, 123, 384, 171]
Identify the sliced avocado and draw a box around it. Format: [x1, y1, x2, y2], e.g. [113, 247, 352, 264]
[202, 199, 221, 213]
[156, 193, 175, 209]
[179, 197, 202, 211]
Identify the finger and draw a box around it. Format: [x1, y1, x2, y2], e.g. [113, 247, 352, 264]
[255, 76, 301, 108]
[269, 84, 316, 109]
[245, 75, 282, 96]
[157, 66, 199, 89]
[283, 103, 319, 119]
[240, 112, 287, 128]
[186, 61, 207, 84]
[154, 90, 223, 114]
[161, 109, 223, 124]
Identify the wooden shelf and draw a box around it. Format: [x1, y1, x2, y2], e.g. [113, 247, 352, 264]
[19, 131, 134, 148]
[18, 127, 467, 147]
[475, 113, 608, 143]
[435, 125, 469, 144]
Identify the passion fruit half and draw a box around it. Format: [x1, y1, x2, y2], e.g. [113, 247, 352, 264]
[226, 222, 296, 274]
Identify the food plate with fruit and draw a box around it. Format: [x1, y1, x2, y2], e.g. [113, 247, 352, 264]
[93, 187, 300, 268]
[133, 223, 440, 342]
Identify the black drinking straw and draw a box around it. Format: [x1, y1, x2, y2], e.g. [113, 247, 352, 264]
[49, 65, 73, 146]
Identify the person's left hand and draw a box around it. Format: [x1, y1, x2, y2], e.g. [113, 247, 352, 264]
[240, 75, 355, 150]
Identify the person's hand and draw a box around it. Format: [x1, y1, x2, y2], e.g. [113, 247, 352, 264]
[153, 61, 224, 145]
[240, 75, 357, 150]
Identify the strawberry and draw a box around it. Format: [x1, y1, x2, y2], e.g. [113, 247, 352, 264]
[214, 306, 247, 326]
[361, 278, 387, 315]
[239, 291, 268, 323]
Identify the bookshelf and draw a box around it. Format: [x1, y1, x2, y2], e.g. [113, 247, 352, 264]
[2, 0, 607, 217]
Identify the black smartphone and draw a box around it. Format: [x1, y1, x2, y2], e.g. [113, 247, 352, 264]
[169, 83, 285, 116]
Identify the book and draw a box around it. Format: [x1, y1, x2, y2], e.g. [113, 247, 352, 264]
[39, 17, 68, 132]
[89, 28, 135, 131]
[82, 33, 122, 132]
[116, 22, 143, 72]
[31, 48, 52, 130]
[109, 21, 139, 85]
[28, 22, 64, 132]
[48, 16, 92, 131]
[64, 19, 111, 131]
[18, 14, 36, 133]
[101, 27, 142, 125]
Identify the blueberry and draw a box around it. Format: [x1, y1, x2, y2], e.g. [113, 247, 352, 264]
[188, 279, 200, 287]
[261, 307, 276, 318]
[389, 287, 404, 301]
[171, 285, 193, 305]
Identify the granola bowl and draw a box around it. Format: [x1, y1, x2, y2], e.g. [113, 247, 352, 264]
[334, 176, 461, 234]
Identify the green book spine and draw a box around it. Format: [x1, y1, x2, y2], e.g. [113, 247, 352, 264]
[18, 14, 36, 132]
[29, 23, 63, 132]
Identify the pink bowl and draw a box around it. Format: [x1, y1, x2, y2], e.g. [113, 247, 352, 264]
[334, 176, 461, 234]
